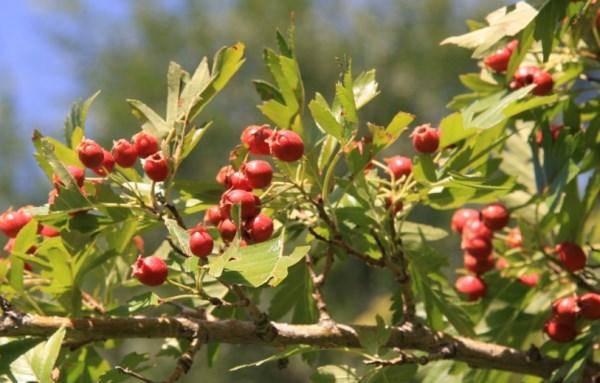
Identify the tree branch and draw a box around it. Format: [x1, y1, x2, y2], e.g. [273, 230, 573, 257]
[1, 314, 595, 379]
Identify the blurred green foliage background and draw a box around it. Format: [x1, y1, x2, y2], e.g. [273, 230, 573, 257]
[0, 0, 508, 380]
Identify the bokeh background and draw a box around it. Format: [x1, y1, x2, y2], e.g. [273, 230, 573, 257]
[0, 0, 513, 381]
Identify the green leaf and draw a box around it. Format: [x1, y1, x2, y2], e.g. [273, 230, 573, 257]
[0, 338, 43, 375]
[463, 86, 533, 130]
[353, 69, 379, 109]
[533, 0, 569, 62]
[364, 364, 418, 383]
[269, 262, 317, 323]
[412, 155, 437, 184]
[29, 326, 66, 383]
[180, 121, 212, 160]
[166, 61, 184, 124]
[356, 315, 391, 356]
[164, 218, 193, 257]
[33, 131, 83, 188]
[257, 99, 296, 129]
[309, 94, 344, 140]
[64, 90, 100, 149]
[311, 365, 359, 383]
[370, 111, 414, 151]
[126, 99, 169, 138]
[253, 79, 285, 103]
[335, 82, 358, 124]
[459, 74, 500, 93]
[99, 352, 151, 383]
[439, 112, 471, 147]
[230, 345, 315, 371]
[400, 221, 448, 242]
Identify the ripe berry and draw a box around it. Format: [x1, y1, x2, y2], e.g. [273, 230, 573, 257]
[512, 66, 553, 96]
[220, 189, 260, 219]
[552, 296, 580, 321]
[455, 275, 486, 301]
[483, 40, 517, 73]
[518, 273, 539, 287]
[245, 214, 274, 243]
[92, 149, 115, 176]
[40, 225, 60, 238]
[496, 257, 509, 270]
[481, 203, 509, 231]
[188, 225, 214, 258]
[461, 220, 493, 257]
[133, 236, 145, 254]
[204, 206, 224, 226]
[216, 165, 234, 187]
[544, 318, 576, 343]
[464, 252, 495, 275]
[451, 208, 480, 234]
[506, 227, 523, 248]
[133, 132, 159, 158]
[77, 139, 105, 169]
[53, 165, 85, 189]
[578, 293, 600, 320]
[112, 139, 138, 168]
[218, 219, 237, 242]
[143, 152, 169, 182]
[384, 156, 412, 179]
[385, 196, 403, 215]
[411, 124, 440, 153]
[243, 160, 273, 189]
[229, 171, 252, 191]
[536, 124, 564, 145]
[132, 256, 168, 286]
[241, 124, 273, 155]
[0, 208, 32, 238]
[556, 242, 586, 272]
[512, 66, 538, 89]
[269, 130, 304, 162]
[532, 70, 553, 96]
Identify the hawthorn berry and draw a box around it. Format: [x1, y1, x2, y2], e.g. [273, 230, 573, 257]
[451, 208, 480, 234]
[384, 156, 412, 180]
[455, 275, 486, 301]
[506, 227, 523, 248]
[132, 131, 159, 158]
[220, 189, 260, 219]
[188, 225, 214, 258]
[535, 124, 564, 146]
[269, 130, 304, 162]
[229, 171, 253, 191]
[40, 225, 60, 238]
[481, 203, 509, 231]
[556, 242, 586, 272]
[112, 139, 138, 168]
[544, 318, 577, 343]
[532, 70, 553, 96]
[461, 220, 493, 257]
[511, 66, 553, 96]
[464, 252, 495, 275]
[518, 273, 539, 287]
[77, 139, 105, 169]
[243, 160, 273, 189]
[133, 236, 145, 254]
[53, 165, 85, 189]
[552, 296, 580, 321]
[143, 151, 169, 182]
[92, 149, 115, 176]
[218, 219, 237, 242]
[0, 208, 32, 238]
[241, 124, 273, 155]
[216, 165, 234, 187]
[245, 214, 274, 243]
[483, 40, 517, 73]
[411, 124, 440, 153]
[578, 293, 600, 320]
[204, 206, 224, 226]
[132, 256, 168, 286]
[495, 257, 509, 270]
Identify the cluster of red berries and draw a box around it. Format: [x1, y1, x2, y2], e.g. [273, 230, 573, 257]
[76, 132, 167, 181]
[483, 40, 554, 96]
[544, 293, 600, 342]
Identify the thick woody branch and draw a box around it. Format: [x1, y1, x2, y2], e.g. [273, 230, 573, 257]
[1, 314, 595, 379]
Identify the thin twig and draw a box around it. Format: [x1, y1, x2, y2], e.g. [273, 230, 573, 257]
[305, 251, 335, 327]
[81, 291, 106, 315]
[364, 344, 457, 367]
[162, 335, 203, 383]
[229, 284, 277, 341]
[115, 366, 155, 383]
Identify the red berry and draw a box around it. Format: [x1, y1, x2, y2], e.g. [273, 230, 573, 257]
[269, 130, 304, 162]
[133, 132, 159, 158]
[133, 235, 145, 254]
[451, 208, 480, 234]
[484, 47, 512, 72]
[464, 252, 495, 275]
[385, 196, 403, 215]
[544, 317, 577, 343]
[578, 293, 600, 320]
[411, 124, 440, 153]
[455, 275, 486, 301]
[536, 124, 564, 146]
[384, 156, 412, 179]
[229, 171, 253, 191]
[218, 219, 237, 242]
[506, 39, 519, 52]
[496, 257, 509, 270]
[132, 256, 168, 286]
[513, 66, 539, 89]
[532, 70, 553, 96]
[92, 149, 115, 176]
[556, 242, 587, 272]
[216, 165, 234, 188]
[518, 273, 539, 287]
[241, 124, 273, 155]
[552, 296, 580, 321]
[506, 227, 523, 248]
[40, 225, 60, 238]
[461, 220, 493, 257]
[481, 203, 510, 231]
[245, 214, 274, 243]
[204, 206, 224, 226]
[188, 225, 214, 258]
[77, 139, 105, 169]
[243, 160, 273, 189]
[112, 139, 138, 168]
[143, 152, 169, 182]
[53, 165, 85, 189]
[0, 208, 32, 238]
[220, 189, 260, 219]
